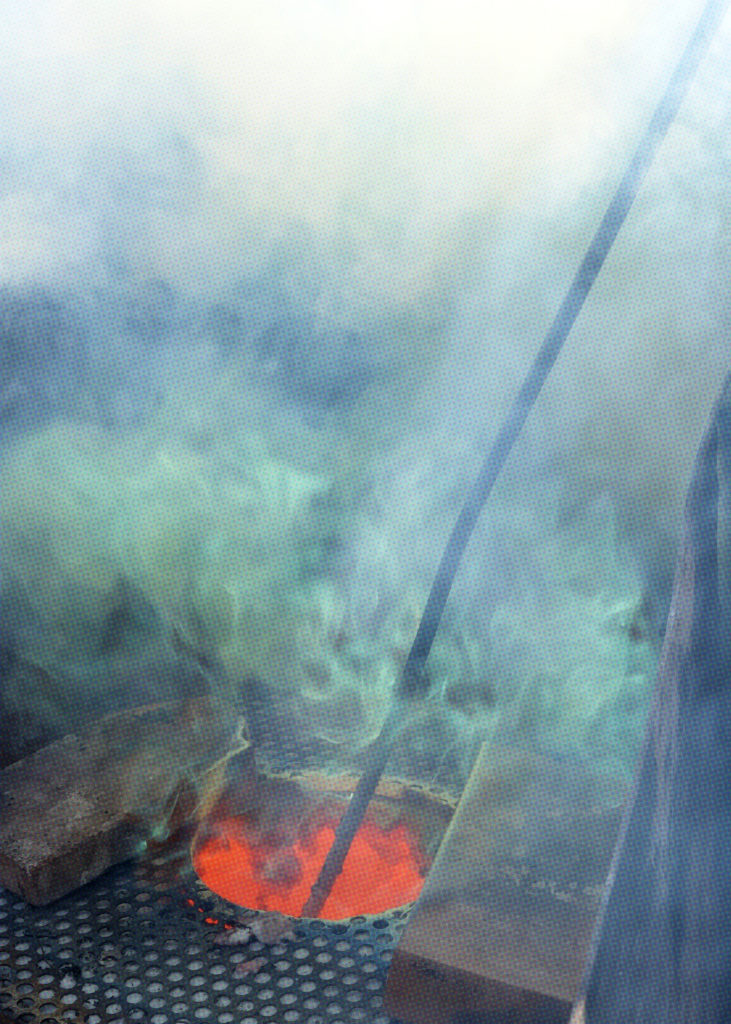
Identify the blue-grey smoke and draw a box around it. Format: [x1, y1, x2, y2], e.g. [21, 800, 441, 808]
[1, 0, 729, 794]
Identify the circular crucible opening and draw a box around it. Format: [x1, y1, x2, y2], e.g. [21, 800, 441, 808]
[191, 769, 454, 921]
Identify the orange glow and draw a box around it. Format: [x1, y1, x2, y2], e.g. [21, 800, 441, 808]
[193, 807, 428, 919]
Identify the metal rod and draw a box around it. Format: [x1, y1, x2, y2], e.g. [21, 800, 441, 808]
[301, 0, 729, 919]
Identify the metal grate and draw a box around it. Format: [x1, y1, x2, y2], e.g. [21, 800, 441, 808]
[0, 813, 421, 1024]
[0, 706, 460, 1024]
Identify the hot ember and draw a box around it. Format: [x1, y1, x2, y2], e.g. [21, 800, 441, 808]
[192, 774, 446, 920]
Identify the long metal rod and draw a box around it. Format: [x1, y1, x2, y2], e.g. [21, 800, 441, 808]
[301, 0, 729, 919]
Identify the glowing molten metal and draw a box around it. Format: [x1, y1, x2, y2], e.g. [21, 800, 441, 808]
[192, 775, 446, 920]
[194, 808, 427, 919]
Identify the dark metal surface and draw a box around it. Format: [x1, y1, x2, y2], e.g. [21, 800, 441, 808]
[579, 374, 731, 1022]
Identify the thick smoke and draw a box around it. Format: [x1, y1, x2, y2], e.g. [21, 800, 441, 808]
[1, 0, 729, 790]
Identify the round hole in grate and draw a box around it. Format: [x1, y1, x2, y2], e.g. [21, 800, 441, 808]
[191, 771, 453, 921]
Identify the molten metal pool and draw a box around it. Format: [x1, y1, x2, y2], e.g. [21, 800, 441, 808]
[192, 770, 453, 920]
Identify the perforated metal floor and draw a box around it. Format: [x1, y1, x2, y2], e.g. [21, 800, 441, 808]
[0, 854, 410, 1024]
